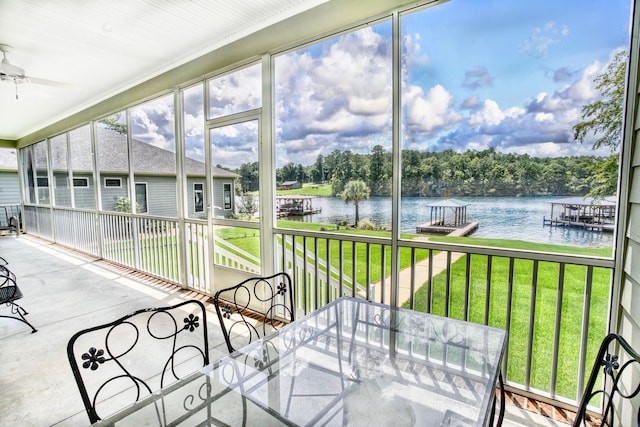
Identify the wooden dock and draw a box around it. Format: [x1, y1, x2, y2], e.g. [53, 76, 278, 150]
[279, 207, 322, 217]
[416, 221, 478, 236]
[275, 195, 321, 218]
[543, 217, 614, 232]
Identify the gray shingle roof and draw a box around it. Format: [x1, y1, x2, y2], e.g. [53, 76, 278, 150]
[48, 126, 238, 178]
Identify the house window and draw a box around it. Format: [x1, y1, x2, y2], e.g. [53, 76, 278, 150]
[104, 178, 122, 188]
[223, 183, 232, 210]
[194, 183, 204, 213]
[135, 183, 148, 214]
[73, 178, 89, 188]
[36, 176, 49, 187]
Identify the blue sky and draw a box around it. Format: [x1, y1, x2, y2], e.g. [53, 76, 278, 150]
[134, 0, 632, 170]
[408, 0, 629, 109]
[272, 0, 631, 167]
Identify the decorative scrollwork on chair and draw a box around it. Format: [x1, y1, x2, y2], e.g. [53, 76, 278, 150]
[0, 257, 37, 333]
[67, 299, 209, 423]
[213, 272, 294, 354]
[573, 333, 640, 426]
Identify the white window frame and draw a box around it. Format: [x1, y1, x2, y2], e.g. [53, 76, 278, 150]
[72, 177, 89, 188]
[223, 182, 233, 210]
[135, 182, 148, 214]
[194, 182, 204, 213]
[104, 177, 122, 188]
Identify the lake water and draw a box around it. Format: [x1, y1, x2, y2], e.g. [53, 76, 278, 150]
[290, 196, 615, 249]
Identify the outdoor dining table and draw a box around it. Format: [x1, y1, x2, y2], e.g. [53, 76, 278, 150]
[94, 296, 507, 426]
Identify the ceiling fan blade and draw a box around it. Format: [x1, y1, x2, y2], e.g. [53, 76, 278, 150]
[24, 76, 71, 87]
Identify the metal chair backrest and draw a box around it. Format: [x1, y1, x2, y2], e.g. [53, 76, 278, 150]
[67, 299, 209, 423]
[574, 333, 640, 426]
[0, 259, 37, 333]
[213, 272, 294, 353]
[0, 262, 19, 302]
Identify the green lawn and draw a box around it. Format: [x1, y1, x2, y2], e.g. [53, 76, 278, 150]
[276, 183, 332, 196]
[406, 235, 610, 400]
[131, 219, 612, 402]
[215, 221, 432, 285]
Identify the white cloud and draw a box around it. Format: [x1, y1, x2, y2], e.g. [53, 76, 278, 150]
[469, 100, 506, 126]
[520, 21, 569, 58]
[403, 33, 428, 68]
[426, 55, 615, 157]
[564, 60, 601, 101]
[129, 96, 175, 151]
[462, 66, 494, 89]
[274, 24, 393, 159]
[504, 141, 610, 158]
[534, 112, 554, 122]
[525, 59, 604, 116]
[404, 84, 462, 134]
[209, 63, 262, 117]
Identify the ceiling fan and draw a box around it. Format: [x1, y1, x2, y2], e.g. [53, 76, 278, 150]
[0, 43, 67, 98]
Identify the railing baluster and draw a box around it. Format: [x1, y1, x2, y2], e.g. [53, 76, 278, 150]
[550, 262, 565, 397]
[157, 220, 164, 276]
[526, 259, 539, 389]
[409, 247, 416, 310]
[200, 223, 207, 291]
[503, 257, 515, 377]
[427, 249, 433, 313]
[339, 240, 344, 298]
[380, 245, 386, 304]
[158, 221, 164, 277]
[464, 254, 471, 321]
[291, 235, 300, 313]
[366, 242, 371, 301]
[351, 241, 357, 298]
[162, 220, 168, 278]
[325, 237, 331, 304]
[142, 218, 148, 272]
[485, 255, 493, 326]
[279, 233, 286, 274]
[302, 235, 308, 314]
[313, 237, 319, 311]
[169, 222, 176, 280]
[445, 251, 452, 318]
[577, 265, 594, 402]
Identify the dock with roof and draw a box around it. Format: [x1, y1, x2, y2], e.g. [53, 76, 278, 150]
[543, 196, 616, 232]
[416, 198, 478, 236]
[275, 195, 322, 217]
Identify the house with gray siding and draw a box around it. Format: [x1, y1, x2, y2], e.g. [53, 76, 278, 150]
[0, 148, 19, 205]
[44, 127, 238, 217]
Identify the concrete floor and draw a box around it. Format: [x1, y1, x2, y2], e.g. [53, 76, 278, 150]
[0, 235, 570, 426]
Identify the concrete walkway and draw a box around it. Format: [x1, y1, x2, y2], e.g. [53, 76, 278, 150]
[373, 244, 465, 305]
[0, 235, 229, 427]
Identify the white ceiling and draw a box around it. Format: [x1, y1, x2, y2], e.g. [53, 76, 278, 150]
[0, 0, 328, 141]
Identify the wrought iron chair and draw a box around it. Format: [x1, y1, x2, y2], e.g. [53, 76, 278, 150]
[0, 257, 37, 333]
[213, 272, 294, 353]
[214, 274, 349, 423]
[573, 333, 640, 426]
[67, 299, 209, 423]
[214, 273, 302, 421]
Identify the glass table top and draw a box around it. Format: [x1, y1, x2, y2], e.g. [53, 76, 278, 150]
[96, 297, 506, 426]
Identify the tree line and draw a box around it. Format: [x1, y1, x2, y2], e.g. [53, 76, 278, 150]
[233, 147, 617, 198]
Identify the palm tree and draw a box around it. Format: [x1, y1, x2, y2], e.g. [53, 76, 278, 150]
[340, 180, 370, 227]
